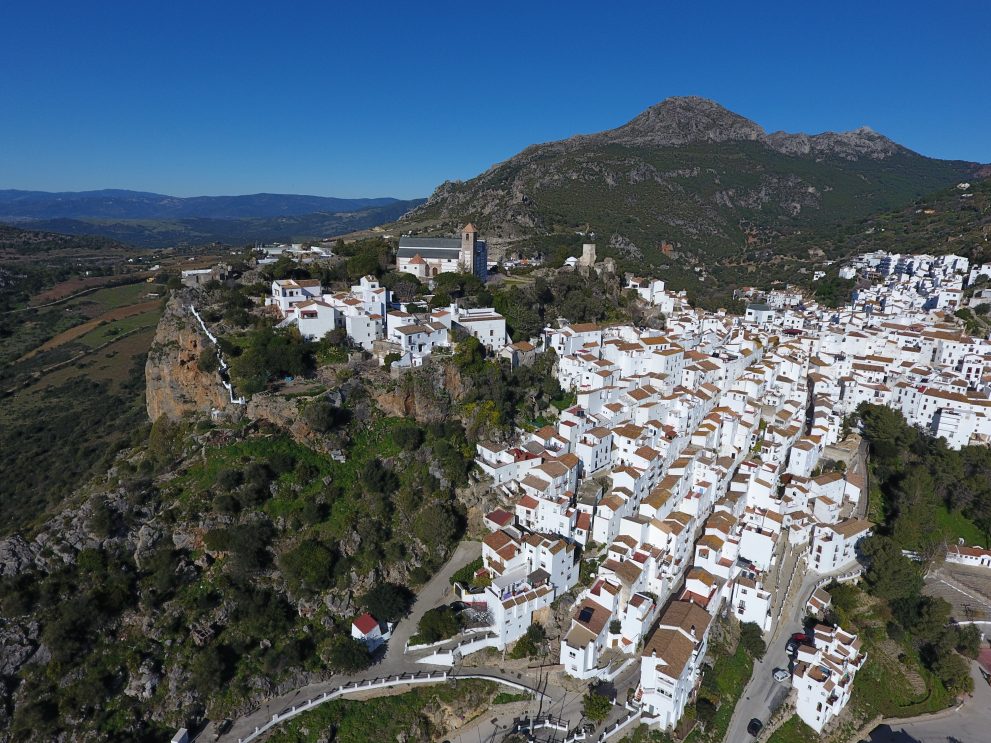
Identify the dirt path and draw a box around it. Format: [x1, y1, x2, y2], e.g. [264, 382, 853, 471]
[19, 300, 161, 361]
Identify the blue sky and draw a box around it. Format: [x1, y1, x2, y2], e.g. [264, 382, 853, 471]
[2, 1, 988, 199]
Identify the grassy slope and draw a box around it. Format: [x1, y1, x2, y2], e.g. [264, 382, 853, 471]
[935, 504, 989, 548]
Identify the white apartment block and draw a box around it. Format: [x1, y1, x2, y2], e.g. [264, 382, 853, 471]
[809, 519, 872, 574]
[266, 278, 323, 315]
[792, 623, 866, 732]
[638, 601, 712, 731]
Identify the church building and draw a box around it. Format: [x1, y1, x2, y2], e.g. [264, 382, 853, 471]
[397, 224, 487, 281]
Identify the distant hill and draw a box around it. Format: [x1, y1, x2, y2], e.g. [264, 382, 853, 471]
[7, 198, 424, 248]
[398, 96, 984, 276]
[0, 189, 404, 221]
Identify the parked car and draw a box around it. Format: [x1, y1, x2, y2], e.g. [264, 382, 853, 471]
[786, 639, 799, 654]
[773, 668, 790, 683]
[748, 718, 764, 736]
[791, 632, 811, 644]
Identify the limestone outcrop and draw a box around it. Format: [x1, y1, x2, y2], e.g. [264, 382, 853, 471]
[145, 294, 232, 421]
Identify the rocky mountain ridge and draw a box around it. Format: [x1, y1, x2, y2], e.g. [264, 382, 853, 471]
[399, 97, 982, 295]
[530, 97, 902, 159]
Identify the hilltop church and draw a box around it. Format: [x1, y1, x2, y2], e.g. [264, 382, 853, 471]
[397, 224, 487, 281]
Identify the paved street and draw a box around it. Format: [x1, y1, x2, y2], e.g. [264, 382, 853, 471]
[723, 564, 818, 743]
[865, 659, 991, 743]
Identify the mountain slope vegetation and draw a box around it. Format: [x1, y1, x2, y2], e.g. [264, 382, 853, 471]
[398, 97, 982, 296]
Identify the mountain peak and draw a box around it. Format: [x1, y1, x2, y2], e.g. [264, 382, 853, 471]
[564, 97, 906, 160]
[585, 95, 765, 148]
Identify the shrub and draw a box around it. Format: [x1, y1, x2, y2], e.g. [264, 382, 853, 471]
[509, 623, 546, 659]
[304, 400, 350, 433]
[361, 582, 414, 622]
[414, 606, 462, 644]
[321, 635, 372, 672]
[279, 539, 336, 595]
[450, 557, 484, 587]
[582, 692, 612, 722]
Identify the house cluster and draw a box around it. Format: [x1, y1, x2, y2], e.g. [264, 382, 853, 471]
[471, 305, 877, 730]
[840, 251, 970, 313]
[791, 621, 866, 732]
[261, 226, 526, 366]
[269, 276, 387, 351]
[256, 242, 335, 266]
[736, 255, 991, 450]
[454, 250, 987, 733]
[385, 303, 512, 367]
[945, 542, 991, 569]
[626, 276, 691, 316]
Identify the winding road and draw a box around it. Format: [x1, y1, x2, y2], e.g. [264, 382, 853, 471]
[208, 540, 600, 743]
[213, 540, 483, 742]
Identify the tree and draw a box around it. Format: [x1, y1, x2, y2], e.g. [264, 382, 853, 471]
[381, 271, 422, 302]
[215, 467, 244, 491]
[416, 606, 461, 643]
[197, 347, 220, 373]
[229, 326, 315, 396]
[87, 497, 115, 539]
[909, 596, 952, 644]
[429, 291, 452, 309]
[454, 336, 485, 373]
[362, 458, 399, 494]
[858, 403, 917, 464]
[695, 698, 718, 730]
[861, 536, 923, 601]
[321, 635, 372, 672]
[932, 650, 974, 694]
[279, 539, 336, 595]
[413, 503, 461, 548]
[582, 692, 612, 722]
[304, 400, 349, 433]
[190, 643, 234, 692]
[361, 582, 414, 622]
[892, 465, 940, 549]
[739, 622, 767, 660]
[954, 623, 982, 659]
[393, 422, 424, 451]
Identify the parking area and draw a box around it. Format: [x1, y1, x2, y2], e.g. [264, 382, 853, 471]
[924, 563, 991, 622]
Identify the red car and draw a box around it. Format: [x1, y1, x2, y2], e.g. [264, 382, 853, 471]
[791, 632, 811, 643]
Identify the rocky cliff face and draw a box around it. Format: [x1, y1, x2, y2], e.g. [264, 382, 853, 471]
[145, 294, 232, 422]
[373, 362, 468, 423]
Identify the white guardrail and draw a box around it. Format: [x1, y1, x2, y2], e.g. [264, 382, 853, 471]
[189, 305, 246, 405]
[235, 671, 546, 743]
